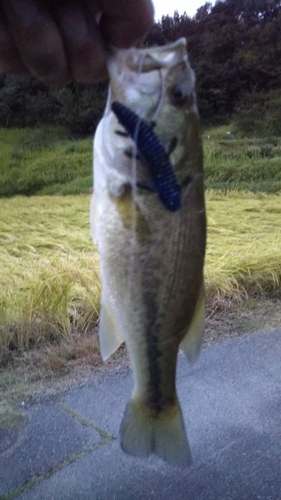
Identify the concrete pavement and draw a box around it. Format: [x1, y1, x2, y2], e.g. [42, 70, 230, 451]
[1, 329, 281, 500]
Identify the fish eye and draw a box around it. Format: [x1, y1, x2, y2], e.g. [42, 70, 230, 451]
[170, 84, 190, 106]
[170, 82, 192, 106]
[172, 85, 184, 99]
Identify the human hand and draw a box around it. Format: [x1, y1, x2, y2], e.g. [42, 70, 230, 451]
[0, 0, 154, 86]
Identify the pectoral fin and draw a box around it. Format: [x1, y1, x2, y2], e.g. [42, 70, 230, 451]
[99, 298, 124, 361]
[180, 287, 205, 365]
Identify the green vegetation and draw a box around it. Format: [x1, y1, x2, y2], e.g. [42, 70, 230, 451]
[0, 75, 107, 136]
[0, 195, 100, 353]
[147, 0, 281, 129]
[0, 121, 280, 360]
[203, 128, 281, 193]
[1, 0, 281, 134]
[1, 0, 280, 399]
[0, 127, 92, 197]
[206, 191, 281, 301]
[1, 126, 281, 198]
[0, 189, 280, 354]
[234, 89, 281, 138]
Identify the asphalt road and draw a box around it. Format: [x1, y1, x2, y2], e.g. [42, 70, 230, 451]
[1, 329, 281, 500]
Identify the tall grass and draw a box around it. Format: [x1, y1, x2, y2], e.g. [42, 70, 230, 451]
[1, 126, 281, 198]
[0, 196, 100, 351]
[206, 191, 281, 302]
[0, 126, 93, 197]
[203, 127, 281, 192]
[1, 125, 280, 354]
[1, 192, 280, 353]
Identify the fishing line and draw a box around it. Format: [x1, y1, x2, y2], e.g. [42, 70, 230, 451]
[151, 69, 165, 124]
[125, 54, 202, 316]
[129, 59, 165, 230]
[126, 53, 146, 303]
[129, 55, 165, 241]
[129, 63, 178, 279]
[126, 53, 166, 306]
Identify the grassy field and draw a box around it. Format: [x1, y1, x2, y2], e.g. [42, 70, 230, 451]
[206, 190, 281, 301]
[0, 191, 280, 356]
[0, 125, 281, 362]
[0, 127, 92, 197]
[1, 125, 281, 198]
[0, 196, 100, 353]
[204, 125, 281, 193]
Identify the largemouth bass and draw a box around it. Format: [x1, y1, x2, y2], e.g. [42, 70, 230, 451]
[91, 38, 206, 466]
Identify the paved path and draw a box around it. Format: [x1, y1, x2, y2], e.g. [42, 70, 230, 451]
[1, 329, 281, 500]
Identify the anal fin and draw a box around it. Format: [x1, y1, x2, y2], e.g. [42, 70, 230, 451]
[99, 299, 124, 361]
[181, 286, 205, 365]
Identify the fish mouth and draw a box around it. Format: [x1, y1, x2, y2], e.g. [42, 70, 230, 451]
[124, 38, 188, 73]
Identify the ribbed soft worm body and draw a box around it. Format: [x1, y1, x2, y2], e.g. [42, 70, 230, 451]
[111, 101, 181, 212]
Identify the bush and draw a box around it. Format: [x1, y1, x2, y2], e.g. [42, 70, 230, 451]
[0, 127, 93, 197]
[0, 74, 107, 137]
[234, 89, 281, 137]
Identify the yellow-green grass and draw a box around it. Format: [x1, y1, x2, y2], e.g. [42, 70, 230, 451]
[206, 190, 281, 302]
[203, 127, 281, 193]
[0, 196, 100, 352]
[0, 192, 281, 353]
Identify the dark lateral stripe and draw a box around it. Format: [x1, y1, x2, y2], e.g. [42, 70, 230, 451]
[144, 327, 176, 414]
[142, 285, 168, 414]
[145, 329, 163, 413]
[111, 101, 181, 212]
[141, 285, 163, 413]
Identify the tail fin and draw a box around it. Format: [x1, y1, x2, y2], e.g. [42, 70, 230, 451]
[120, 399, 191, 467]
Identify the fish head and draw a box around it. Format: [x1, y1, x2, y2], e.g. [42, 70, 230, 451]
[106, 38, 194, 119]
[104, 39, 201, 185]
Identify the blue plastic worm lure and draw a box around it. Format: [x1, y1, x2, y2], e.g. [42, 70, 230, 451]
[111, 101, 182, 212]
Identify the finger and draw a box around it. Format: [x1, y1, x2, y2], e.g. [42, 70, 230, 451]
[0, 6, 30, 76]
[55, 2, 107, 83]
[2, 0, 71, 86]
[97, 0, 154, 48]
